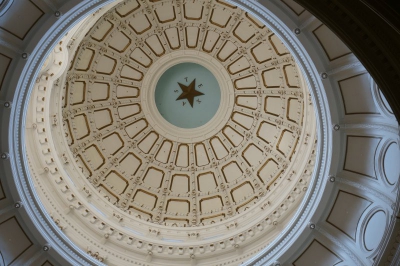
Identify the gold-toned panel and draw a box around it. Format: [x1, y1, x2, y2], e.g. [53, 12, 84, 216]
[195, 143, 210, 167]
[264, 96, 283, 116]
[166, 199, 190, 214]
[230, 181, 254, 203]
[120, 65, 143, 81]
[233, 22, 256, 43]
[209, 8, 232, 28]
[210, 137, 229, 160]
[217, 41, 238, 62]
[133, 189, 158, 209]
[257, 121, 278, 144]
[184, 2, 204, 20]
[251, 42, 273, 64]
[262, 68, 282, 88]
[257, 159, 279, 184]
[202, 31, 220, 53]
[84, 145, 105, 170]
[236, 95, 258, 110]
[185, 27, 200, 48]
[269, 34, 289, 56]
[228, 56, 251, 75]
[145, 35, 166, 56]
[70, 81, 86, 105]
[154, 5, 176, 23]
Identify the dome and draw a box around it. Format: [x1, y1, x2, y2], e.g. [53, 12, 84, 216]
[0, 0, 399, 265]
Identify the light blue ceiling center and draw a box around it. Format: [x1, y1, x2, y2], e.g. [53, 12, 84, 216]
[155, 63, 221, 129]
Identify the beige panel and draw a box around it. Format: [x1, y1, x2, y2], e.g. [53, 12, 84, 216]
[116, 0, 140, 17]
[200, 196, 223, 212]
[264, 96, 283, 116]
[105, 171, 128, 194]
[223, 126, 244, 147]
[231, 182, 254, 203]
[217, 41, 238, 62]
[236, 95, 258, 110]
[128, 14, 152, 34]
[233, 22, 256, 43]
[228, 56, 250, 75]
[145, 35, 165, 56]
[73, 114, 90, 140]
[287, 98, 302, 123]
[257, 159, 279, 184]
[96, 55, 117, 74]
[197, 172, 217, 192]
[0, 53, 12, 90]
[269, 34, 289, 55]
[90, 82, 110, 102]
[154, 5, 176, 23]
[313, 24, 352, 61]
[209, 7, 231, 28]
[125, 119, 148, 139]
[102, 133, 124, 155]
[262, 68, 282, 88]
[130, 48, 152, 67]
[176, 144, 189, 167]
[202, 30, 220, 53]
[222, 161, 242, 183]
[234, 75, 257, 90]
[117, 104, 141, 120]
[91, 20, 113, 41]
[232, 112, 254, 130]
[277, 130, 296, 157]
[93, 109, 113, 130]
[170, 174, 190, 193]
[195, 143, 210, 166]
[185, 27, 200, 48]
[138, 132, 159, 153]
[327, 191, 372, 240]
[167, 200, 190, 214]
[344, 136, 381, 178]
[251, 42, 273, 63]
[143, 167, 164, 188]
[339, 73, 379, 114]
[257, 121, 278, 144]
[71, 81, 86, 105]
[76, 49, 95, 71]
[164, 28, 181, 50]
[133, 190, 157, 209]
[116, 85, 140, 99]
[283, 64, 299, 88]
[120, 65, 143, 81]
[293, 240, 342, 266]
[0, 217, 33, 265]
[0, 0, 44, 39]
[98, 185, 118, 203]
[155, 140, 173, 164]
[84, 145, 105, 170]
[242, 144, 263, 166]
[184, 2, 204, 20]
[119, 153, 142, 176]
[108, 31, 131, 52]
[210, 137, 228, 160]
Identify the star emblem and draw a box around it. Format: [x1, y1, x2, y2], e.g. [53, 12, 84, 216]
[176, 79, 204, 107]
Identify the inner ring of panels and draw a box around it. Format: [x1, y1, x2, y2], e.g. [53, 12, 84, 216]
[62, 0, 306, 226]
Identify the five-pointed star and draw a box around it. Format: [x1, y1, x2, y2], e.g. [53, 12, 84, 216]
[176, 79, 204, 107]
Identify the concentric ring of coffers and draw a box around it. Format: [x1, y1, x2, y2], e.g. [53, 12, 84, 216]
[26, 0, 318, 264]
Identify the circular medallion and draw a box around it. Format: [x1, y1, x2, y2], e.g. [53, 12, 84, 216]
[155, 62, 221, 128]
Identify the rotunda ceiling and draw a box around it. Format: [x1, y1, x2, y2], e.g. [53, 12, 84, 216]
[24, 0, 317, 264]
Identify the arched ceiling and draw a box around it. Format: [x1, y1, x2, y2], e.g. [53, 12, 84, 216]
[0, 0, 399, 265]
